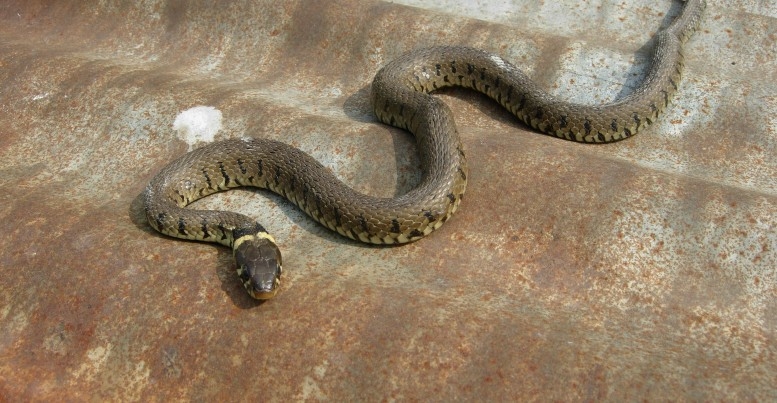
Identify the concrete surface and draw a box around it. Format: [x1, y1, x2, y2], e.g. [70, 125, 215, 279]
[1, 0, 775, 400]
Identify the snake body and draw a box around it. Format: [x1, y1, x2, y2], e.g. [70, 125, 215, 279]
[143, 0, 705, 299]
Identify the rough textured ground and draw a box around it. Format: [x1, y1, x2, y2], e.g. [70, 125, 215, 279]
[0, 0, 775, 400]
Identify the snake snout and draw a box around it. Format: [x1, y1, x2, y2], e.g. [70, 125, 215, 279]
[233, 235, 283, 300]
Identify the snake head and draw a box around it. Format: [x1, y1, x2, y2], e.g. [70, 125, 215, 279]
[233, 235, 283, 299]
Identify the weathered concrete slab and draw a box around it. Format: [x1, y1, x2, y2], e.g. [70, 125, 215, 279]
[0, 0, 774, 400]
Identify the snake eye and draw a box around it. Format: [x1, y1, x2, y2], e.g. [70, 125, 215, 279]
[233, 236, 283, 299]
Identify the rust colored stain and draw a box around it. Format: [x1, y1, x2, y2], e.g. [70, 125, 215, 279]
[0, 0, 775, 401]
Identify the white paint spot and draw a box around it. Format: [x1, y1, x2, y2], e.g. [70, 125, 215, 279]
[489, 54, 507, 69]
[172, 105, 223, 149]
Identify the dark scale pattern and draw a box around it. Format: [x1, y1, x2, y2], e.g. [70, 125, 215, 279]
[375, 0, 704, 143]
[144, 128, 463, 247]
[143, 0, 705, 286]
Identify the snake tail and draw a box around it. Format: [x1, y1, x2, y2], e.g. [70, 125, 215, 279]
[373, 0, 705, 143]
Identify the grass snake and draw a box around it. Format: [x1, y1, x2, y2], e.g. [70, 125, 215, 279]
[143, 0, 705, 299]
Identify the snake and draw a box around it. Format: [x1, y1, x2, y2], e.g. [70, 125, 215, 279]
[143, 0, 705, 299]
